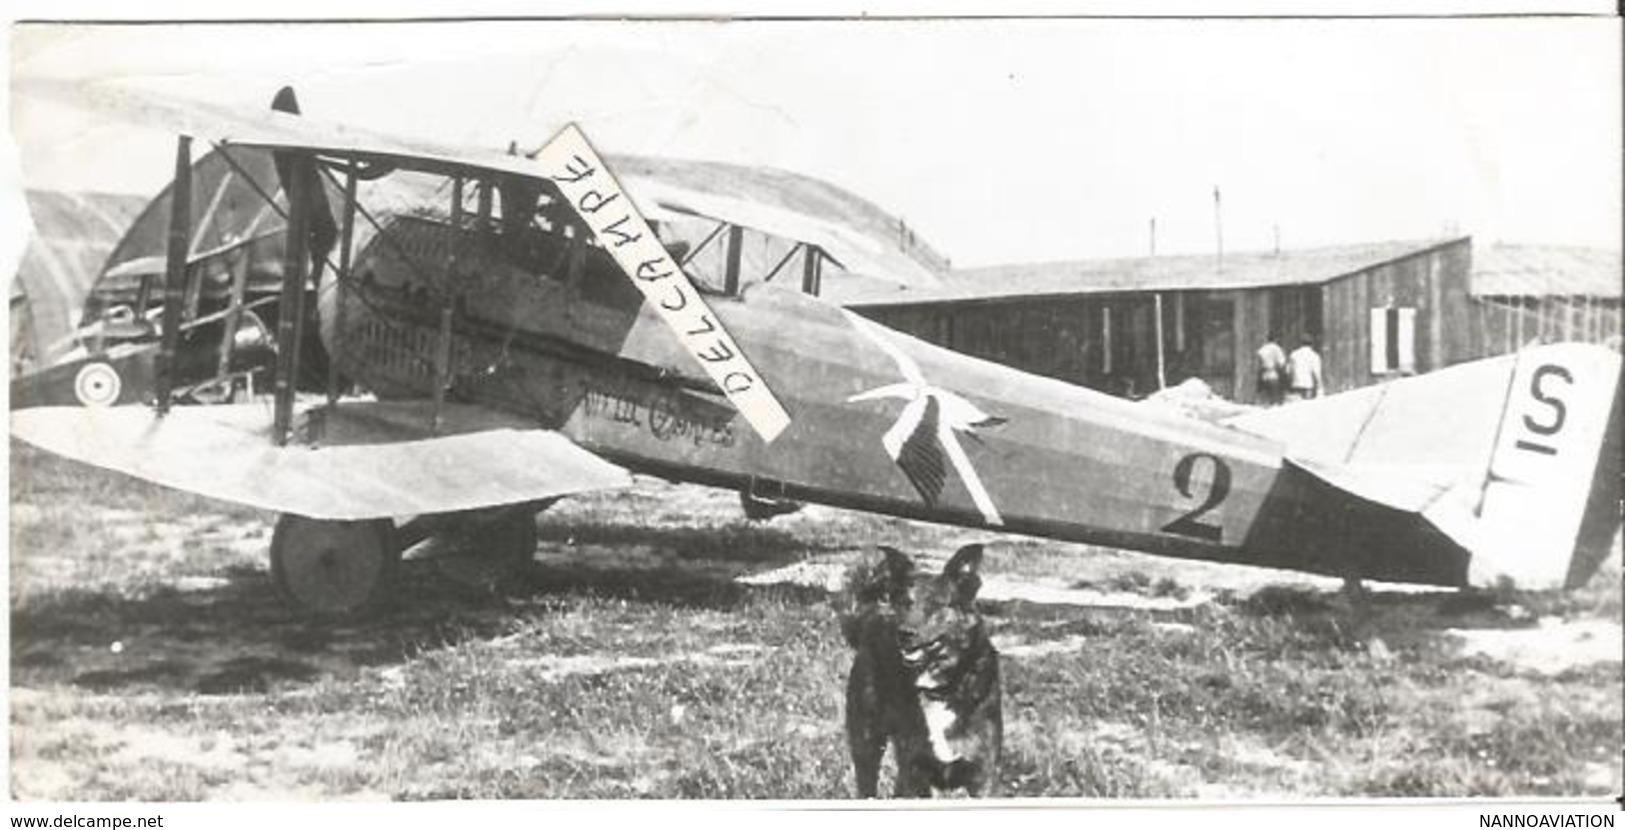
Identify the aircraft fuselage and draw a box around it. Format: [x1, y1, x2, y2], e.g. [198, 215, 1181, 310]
[330, 211, 1470, 585]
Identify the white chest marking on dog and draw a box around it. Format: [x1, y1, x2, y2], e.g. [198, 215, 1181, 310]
[921, 699, 961, 763]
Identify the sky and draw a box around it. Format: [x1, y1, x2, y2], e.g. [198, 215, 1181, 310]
[5, 16, 1621, 268]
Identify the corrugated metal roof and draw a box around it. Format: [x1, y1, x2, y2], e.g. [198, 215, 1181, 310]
[1471, 243, 1621, 298]
[833, 238, 1463, 308]
[13, 190, 148, 367]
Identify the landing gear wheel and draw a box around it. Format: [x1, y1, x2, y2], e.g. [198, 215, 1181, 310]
[270, 515, 399, 617]
[434, 509, 540, 592]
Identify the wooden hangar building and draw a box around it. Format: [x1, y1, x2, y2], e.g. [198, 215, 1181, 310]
[831, 236, 1621, 404]
[1467, 243, 1622, 359]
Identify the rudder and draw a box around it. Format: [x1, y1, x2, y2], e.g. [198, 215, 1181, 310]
[1431, 343, 1622, 589]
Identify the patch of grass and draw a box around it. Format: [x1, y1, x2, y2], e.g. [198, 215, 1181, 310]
[536, 520, 822, 565]
[669, 735, 851, 799]
[1151, 577, 1189, 600]
[9, 450, 1621, 800]
[1064, 571, 1191, 602]
[1001, 742, 1172, 798]
[1240, 584, 1336, 617]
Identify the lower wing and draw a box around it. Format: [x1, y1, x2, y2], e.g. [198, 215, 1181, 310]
[9, 400, 631, 520]
[1229, 342, 1621, 590]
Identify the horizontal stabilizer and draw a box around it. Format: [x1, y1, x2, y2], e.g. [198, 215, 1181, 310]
[1228, 350, 1519, 478]
[9, 401, 630, 520]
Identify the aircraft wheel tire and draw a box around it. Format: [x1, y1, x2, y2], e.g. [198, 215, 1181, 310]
[434, 509, 540, 592]
[270, 515, 399, 618]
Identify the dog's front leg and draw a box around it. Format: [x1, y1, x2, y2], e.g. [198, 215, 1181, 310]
[963, 757, 999, 798]
[891, 741, 936, 798]
[847, 723, 884, 798]
[845, 662, 885, 798]
[968, 689, 1004, 797]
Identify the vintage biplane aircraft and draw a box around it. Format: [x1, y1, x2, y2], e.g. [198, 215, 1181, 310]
[10, 84, 1622, 617]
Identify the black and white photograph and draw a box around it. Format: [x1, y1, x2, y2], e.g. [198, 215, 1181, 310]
[4, 8, 1621, 811]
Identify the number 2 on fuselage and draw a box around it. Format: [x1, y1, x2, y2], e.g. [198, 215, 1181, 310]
[1160, 452, 1232, 543]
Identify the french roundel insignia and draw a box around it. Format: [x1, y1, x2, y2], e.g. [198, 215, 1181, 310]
[73, 362, 122, 407]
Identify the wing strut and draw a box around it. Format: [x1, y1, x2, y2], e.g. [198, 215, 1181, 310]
[801, 245, 823, 296]
[272, 150, 311, 445]
[326, 160, 360, 406]
[155, 135, 193, 415]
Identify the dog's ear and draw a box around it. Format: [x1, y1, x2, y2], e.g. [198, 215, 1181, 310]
[845, 546, 914, 603]
[843, 549, 885, 602]
[943, 543, 984, 607]
[876, 546, 916, 595]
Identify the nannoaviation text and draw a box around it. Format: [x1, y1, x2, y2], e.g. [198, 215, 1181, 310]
[1481, 815, 1614, 828]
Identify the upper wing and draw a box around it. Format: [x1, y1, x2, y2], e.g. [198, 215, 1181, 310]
[9, 400, 631, 520]
[621, 175, 940, 288]
[29, 79, 938, 289]
[22, 78, 535, 184]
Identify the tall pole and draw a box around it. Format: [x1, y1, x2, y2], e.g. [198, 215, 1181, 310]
[1153, 292, 1168, 391]
[1515, 296, 1525, 347]
[156, 135, 193, 416]
[1149, 217, 1156, 257]
[1212, 186, 1224, 273]
[1502, 299, 1513, 355]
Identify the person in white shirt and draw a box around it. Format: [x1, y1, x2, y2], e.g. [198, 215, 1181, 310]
[1255, 333, 1287, 405]
[1286, 335, 1323, 401]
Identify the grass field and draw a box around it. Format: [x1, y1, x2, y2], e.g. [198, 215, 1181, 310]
[8, 439, 1622, 801]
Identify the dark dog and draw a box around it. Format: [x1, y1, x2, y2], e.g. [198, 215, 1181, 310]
[838, 543, 1002, 797]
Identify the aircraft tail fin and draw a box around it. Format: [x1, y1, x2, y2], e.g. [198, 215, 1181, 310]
[1230, 343, 1622, 589]
[1439, 343, 1622, 589]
